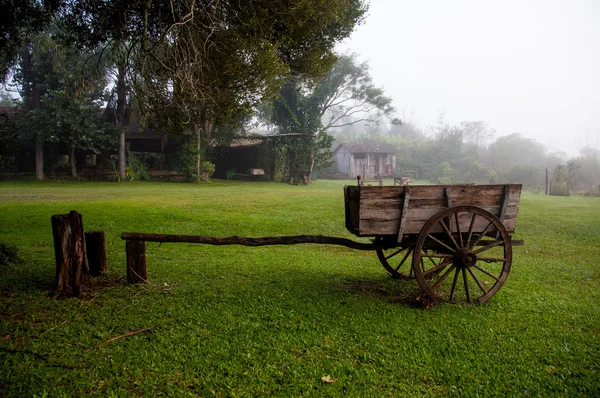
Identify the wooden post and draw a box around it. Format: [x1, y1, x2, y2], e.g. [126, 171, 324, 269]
[126, 240, 147, 283]
[85, 231, 107, 276]
[51, 211, 89, 297]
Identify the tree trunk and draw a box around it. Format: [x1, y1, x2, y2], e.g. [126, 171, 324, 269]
[126, 240, 147, 283]
[195, 122, 202, 179]
[117, 61, 127, 181]
[119, 130, 126, 180]
[70, 146, 77, 179]
[35, 136, 44, 180]
[305, 147, 315, 184]
[52, 211, 89, 297]
[85, 231, 107, 276]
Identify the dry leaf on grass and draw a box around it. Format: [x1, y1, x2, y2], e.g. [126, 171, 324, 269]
[321, 375, 335, 384]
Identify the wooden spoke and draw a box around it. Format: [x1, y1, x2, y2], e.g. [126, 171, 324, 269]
[413, 206, 512, 304]
[426, 233, 456, 253]
[466, 266, 488, 295]
[421, 253, 453, 259]
[469, 221, 494, 249]
[449, 267, 460, 301]
[455, 212, 464, 247]
[473, 239, 504, 254]
[384, 248, 404, 261]
[432, 264, 456, 290]
[423, 257, 453, 278]
[439, 220, 460, 250]
[466, 213, 477, 247]
[462, 268, 471, 302]
[376, 240, 412, 279]
[472, 264, 500, 281]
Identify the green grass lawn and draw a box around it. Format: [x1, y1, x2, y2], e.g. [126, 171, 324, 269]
[0, 180, 598, 397]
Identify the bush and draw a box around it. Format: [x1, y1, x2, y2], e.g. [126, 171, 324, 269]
[200, 161, 216, 181]
[584, 185, 600, 197]
[126, 154, 150, 181]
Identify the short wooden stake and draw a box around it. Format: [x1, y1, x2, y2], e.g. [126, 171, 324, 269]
[85, 231, 107, 276]
[51, 210, 89, 297]
[126, 240, 147, 283]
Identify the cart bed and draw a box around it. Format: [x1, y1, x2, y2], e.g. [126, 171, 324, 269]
[344, 184, 522, 237]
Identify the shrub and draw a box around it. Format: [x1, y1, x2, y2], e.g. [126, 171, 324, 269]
[126, 154, 151, 181]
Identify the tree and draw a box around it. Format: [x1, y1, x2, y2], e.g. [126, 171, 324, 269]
[62, 0, 368, 181]
[268, 79, 332, 183]
[12, 28, 111, 179]
[487, 133, 547, 174]
[314, 54, 395, 130]
[12, 31, 62, 179]
[265, 54, 394, 183]
[0, 0, 61, 80]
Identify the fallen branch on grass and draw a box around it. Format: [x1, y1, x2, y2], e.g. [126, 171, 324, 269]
[84, 328, 153, 352]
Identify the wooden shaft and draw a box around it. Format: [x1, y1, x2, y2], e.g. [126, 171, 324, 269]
[126, 240, 147, 284]
[121, 233, 377, 251]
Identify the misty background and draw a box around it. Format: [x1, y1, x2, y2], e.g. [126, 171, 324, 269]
[335, 0, 600, 157]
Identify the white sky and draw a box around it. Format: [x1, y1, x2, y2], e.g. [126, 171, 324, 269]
[336, 0, 600, 156]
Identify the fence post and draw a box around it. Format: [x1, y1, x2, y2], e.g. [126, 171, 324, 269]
[126, 240, 147, 283]
[51, 210, 89, 297]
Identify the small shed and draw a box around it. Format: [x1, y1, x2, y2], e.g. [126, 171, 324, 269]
[334, 141, 397, 179]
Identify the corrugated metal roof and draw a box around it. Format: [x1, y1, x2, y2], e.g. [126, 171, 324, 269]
[335, 140, 397, 154]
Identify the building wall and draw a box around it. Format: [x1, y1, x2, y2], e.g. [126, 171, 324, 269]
[335, 147, 397, 179]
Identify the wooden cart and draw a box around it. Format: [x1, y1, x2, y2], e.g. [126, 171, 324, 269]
[344, 183, 523, 304]
[122, 182, 523, 305]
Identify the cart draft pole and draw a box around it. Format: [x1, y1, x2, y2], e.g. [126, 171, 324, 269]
[121, 233, 378, 284]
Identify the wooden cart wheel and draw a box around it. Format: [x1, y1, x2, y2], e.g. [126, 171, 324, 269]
[375, 238, 412, 279]
[412, 206, 512, 304]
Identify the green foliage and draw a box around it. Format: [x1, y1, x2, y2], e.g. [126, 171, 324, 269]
[268, 80, 333, 183]
[435, 161, 454, 184]
[584, 185, 600, 197]
[314, 54, 395, 129]
[550, 164, 568, 196]
[0, 111, 18, 172]
[126, 154, 150, 181]
[0, 181, 598, 396]
[487, 169, 499, 184]
[506, 163, 542, 189]
[63, 0, 368, 138]
[200, 161, 216, 181]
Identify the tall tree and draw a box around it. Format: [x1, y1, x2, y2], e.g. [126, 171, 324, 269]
[0, 0, 61, 80]
[315, 54, 395, 130]
[13, 29, 111, 179]
[62, 0, 367, 179]
[265, 54, 394, 183]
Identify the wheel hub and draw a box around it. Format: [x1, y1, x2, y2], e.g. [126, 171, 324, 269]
[454, 248, 476, 268]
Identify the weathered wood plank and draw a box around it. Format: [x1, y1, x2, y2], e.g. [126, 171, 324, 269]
[348, 184, 522, 236]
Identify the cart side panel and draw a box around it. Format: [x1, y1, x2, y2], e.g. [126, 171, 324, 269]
[357, 184, 522, 236]
[344, 186, 360, 234]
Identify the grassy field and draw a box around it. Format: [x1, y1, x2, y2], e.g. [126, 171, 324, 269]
[0, 180, 598, 397]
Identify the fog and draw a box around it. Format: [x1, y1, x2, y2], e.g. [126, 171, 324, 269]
[336, 0, 600, 156]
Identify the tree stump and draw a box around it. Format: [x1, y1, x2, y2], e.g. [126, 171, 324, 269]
[126, 240, 147, 283]
[85, 231, 107, 276]
[51, 211, 89, 297]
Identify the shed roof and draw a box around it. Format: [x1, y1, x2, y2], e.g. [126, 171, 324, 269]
[335, 140, 397, 154]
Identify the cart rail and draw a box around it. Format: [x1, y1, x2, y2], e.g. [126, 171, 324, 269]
[345, 184, 522, 238]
